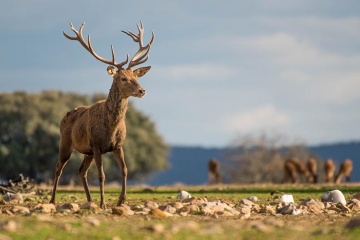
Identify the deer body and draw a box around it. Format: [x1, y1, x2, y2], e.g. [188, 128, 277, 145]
[324, 159, 336, 183]
[50, 22, 154, 208]
[306, 158, 318, 183]
[208, 158, 221, 184]
[283, 158, 311, 183]
[335, 159, 353, 184]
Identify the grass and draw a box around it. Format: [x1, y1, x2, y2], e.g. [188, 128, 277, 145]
[1, 183, 360, 240]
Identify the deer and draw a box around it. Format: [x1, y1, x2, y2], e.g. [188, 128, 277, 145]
[306, 158, 318, 183]
[49, 21, 155, 209]
[283, 158, 311, 183]
[208, 158, 221, 184]
[335, 159, 353, 184]
[324, 158, 336, 183]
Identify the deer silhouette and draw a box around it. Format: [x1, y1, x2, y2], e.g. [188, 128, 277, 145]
[49, 21, 154, 209]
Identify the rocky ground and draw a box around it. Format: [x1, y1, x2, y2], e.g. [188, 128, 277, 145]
[1, 187, 360, 239]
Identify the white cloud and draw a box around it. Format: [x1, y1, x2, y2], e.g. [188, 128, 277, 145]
[153, 64, 238, 82]
[223, 104, 290, 133]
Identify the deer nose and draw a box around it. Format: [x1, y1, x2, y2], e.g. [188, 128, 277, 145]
[139, 89, 146, 95]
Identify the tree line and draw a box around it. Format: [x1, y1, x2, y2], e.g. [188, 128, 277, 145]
[0, 91, 169, 184]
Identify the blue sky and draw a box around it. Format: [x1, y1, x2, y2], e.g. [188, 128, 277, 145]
[1, 0, 360, 147]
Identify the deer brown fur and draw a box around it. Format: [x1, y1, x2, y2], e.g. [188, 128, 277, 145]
[283, 158, 311, 183]
[50, 21, 154, 208]
[208, 158, 221, 184]
[324, 159, 336, 183]
[335, 159, 353, 184]
[306, 158, 318, 183]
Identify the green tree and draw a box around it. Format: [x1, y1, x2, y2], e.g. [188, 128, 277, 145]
[0, 91, 169, 184]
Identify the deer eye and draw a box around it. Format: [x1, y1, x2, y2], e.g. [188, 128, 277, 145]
[121, 78, 127, 82]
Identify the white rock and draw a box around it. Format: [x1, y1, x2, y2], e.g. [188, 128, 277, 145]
[280, 194, 294, 204]
[321, 190, 346, 205]
[248, 196, 258, 202]
[177, 190, 191, 200]
[2, 193, 23, 203]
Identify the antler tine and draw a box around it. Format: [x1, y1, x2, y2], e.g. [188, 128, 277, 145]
[123, 21, 155, 69]
[63, 22, 128, 69]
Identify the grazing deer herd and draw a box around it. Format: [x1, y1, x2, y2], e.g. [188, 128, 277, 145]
[283, 158, 353, 184]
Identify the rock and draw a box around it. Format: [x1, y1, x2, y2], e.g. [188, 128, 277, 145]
[353, 192, 360, 201]
[345, 218, 360, 230]
[57, 203, 80, 212]
[251, 222, 274, 233]
[280, 194, 294, 204]
[177, 190, 191, 200]
[11, 205, 30, 214]
[168, 202, 184, 209]
[144, 201, 159, 210]
[86, 217, 101, 227]
[112, 206, 134, 216]
[80, 202, 100, 210]
[182, 197, 207, 205]
[259, 205, 276, 215]
[0, 220, 17, 232]
[248, 196, 258, 202]
[145, 223, 165, 233]
[178, 204, 200, 213]
[277, 203, 295, 215]
[34, 203, 56, 213]
[239, 198, 256, 207]
[321, 190, 346, 205]
[158, 205, 177, 214]
[348, 199, 360, 210]
[2, 193, 23, 203]
[151, 208, 172, 218]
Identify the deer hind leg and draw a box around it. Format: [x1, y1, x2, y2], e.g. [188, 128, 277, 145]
[113, 147, 127, 206]
[93, 151, 106, 209]
[78, 155, 94, 203]
[49, 145, 72, 204]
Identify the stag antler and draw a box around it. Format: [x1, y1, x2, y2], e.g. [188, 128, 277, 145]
[122, 21, 155, 69]
[63, 22, 129, 69]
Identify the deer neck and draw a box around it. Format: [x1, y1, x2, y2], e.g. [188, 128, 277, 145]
[105, 82, 128, 124]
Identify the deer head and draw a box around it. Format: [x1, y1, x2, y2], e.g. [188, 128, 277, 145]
[63, 21, 155, 98]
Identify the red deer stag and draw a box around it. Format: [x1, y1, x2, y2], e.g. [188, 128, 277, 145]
[283, 158, 311, 183]
[335, 159, 353, 184]
[324, 159, 336, 183]
[49, 21, 154, 209]
[208, 158, 221, 184]
[306, 158, 318, 183]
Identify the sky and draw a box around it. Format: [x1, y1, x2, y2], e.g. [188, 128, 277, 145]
[1, 0, 360, 148]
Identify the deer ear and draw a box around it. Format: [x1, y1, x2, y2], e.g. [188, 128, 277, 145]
[107, 66, 117, 77]
[133, 66, 151, 78]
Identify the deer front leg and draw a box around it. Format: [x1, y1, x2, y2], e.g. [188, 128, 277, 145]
[113, 147, 127, 206]
[94, 152, 106, 209]
[78, 155, 94, 203]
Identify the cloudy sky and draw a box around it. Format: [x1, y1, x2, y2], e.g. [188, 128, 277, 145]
[1, 0, 359, 147]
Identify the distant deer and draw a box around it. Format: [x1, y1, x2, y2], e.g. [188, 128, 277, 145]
[335, 159, 353, 184]
[283, 158, 311, 183]
[208, 158, 221, 184]
[49, 21, 154, 209]
[324, 159, 336, 183]
[306, 158, 318, 183]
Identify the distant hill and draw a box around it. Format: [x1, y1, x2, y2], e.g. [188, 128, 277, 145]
[145, 141, 359, 186]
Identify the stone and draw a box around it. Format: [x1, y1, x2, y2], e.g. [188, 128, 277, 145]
[80, 202, 100, 210]
[177, 190, 191, 200]
[11, 205, 30, 214]
[112, 206, 134, 216]
[345, 218, 360, 230]
[2, 193, 23, 203]
[34, 203, 56, 213]
[57, 203, 80, 212]
[144, 201, 159, 210]
[321, 190, 346, 205]
[280, 194, 294, 204]
[151, 208, 172, 218]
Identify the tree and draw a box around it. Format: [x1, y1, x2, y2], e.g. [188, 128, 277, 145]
[222, 132, 322, 184]
[0, 91, 169, 184]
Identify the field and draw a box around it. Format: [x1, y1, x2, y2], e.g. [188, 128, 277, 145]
[1, 184, 360, 240]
